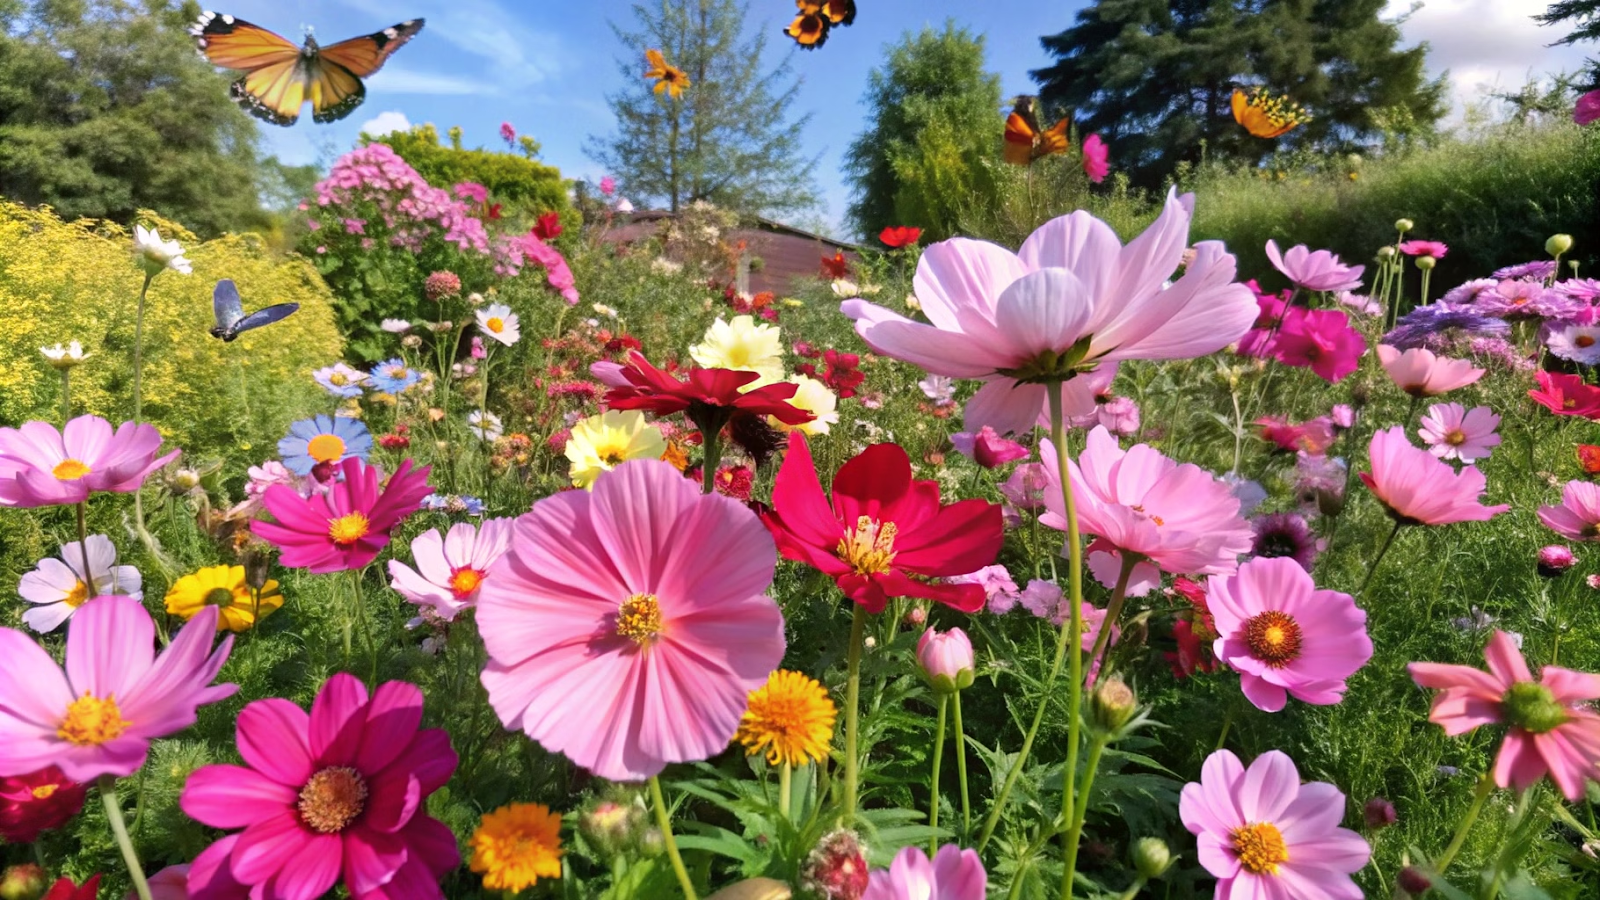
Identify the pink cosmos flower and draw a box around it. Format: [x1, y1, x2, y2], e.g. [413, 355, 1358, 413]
[1180, 749, 1370, 900]
[1208, 558, 1372, 712]
[1537, 480, 1600, 542]
[1419, 403, 1500, 463]
[999, 462, 1050, 510]
[1265, 240, 1365, 293]
[1409, 631, 1600, 800]
[1040, 426, 1253, 575]
[949, 427, 1029, 468]
[1255, 415, 1335, 455]
[1361, 427, 1509, 525]
[387, 519, 515, 621]
[948, 565, 1021, 614]
[1086, 539, 1161, 597]
[180, 674, 460, 900]
[599, 175, 616, 196]
[1377, 345, 1484, 397]
[0, 416, 179, 508]
[499, 121, 516, 144]
[1272, 308, 1365, 383]
[1530, 370, 1600, 418]
[0, 596, 234, 781]
[252, 458, 432, 573]
[1578, 89, 1600, 126]
[863, 844, 986, 900]
[1399, 240, 1449, 259]
[1236, 284, 1291, 357]
[478, 459, 786, 781]
[841, 191, 1256, 434]
[1081, 134, 1109, 183]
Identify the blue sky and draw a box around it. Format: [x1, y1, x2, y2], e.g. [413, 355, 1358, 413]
[221, 0, 1589, 238]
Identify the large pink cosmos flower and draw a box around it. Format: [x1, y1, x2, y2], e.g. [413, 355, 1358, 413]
[387, 519, 514, 620]
[1207, 558, 1371, 712]
[1361, 427, 1508, 525]
[1419, 403, 1500, 463]
[1180, 749, 1370, 900]
[1409, 630, 1600, 800]
[841, 191, 1256, 434]
[0, 596, 234, 781]
[1377, 345, 1484, 397]
[0, 416, 179, 508]
[181, 674, 460, 900]
[1537, 480, 1600, 542]
[862, 845, 986, 900]
[1265, 240, 1365, 293]
[1040, 426, 1253, 575]
[1271, 308, 1365, 383]
[478, 459, 786, 782]
[252, 458, 432, 573]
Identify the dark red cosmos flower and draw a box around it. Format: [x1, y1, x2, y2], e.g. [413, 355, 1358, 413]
[606, 334, 643, 354]
[1578, 444, 1600, 475]
[532, 211, 563, 240]
[762, 434, 1003, 613]
[1531, 371, 1600, 419]
[0, 766, 87, 843]
[602, 351, 812, 424]
[820, 250, 851, 279]
[42, 876, 100, 900]
[878, 226, 922, 248]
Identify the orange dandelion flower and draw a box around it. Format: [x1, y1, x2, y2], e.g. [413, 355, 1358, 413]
[1231, 88, 1310, 139]
[644, 48, 690, 99]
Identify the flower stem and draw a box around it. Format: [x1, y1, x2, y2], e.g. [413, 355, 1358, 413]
[952, 690, 970, 835]
[1063, 735, 1109, 881]
[700, 430, 722, 495]
[350, 569, 378, 684]
[1356, 519, 1405, 601]
[479, 345, 494, 511]
[75, 501, 95, 589]
[779, 761, 792, 822]
[1082, 554, 1138, 681]
[1051, 384, 1088, 900]
[59, 368, 72, 425]
[648, 775, 699, 900]
[1434, 772, 1495, 874]
[99, 776, 152, 900]
[840, 603, 867, 825]
[131, 273, 154, 545]
[928, 694, 948, 854]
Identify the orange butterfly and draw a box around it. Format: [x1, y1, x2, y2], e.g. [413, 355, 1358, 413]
[644, 48, 691, 99]
[1231, 88, 1310, 139]
[1003, 96, 1070, 166]
[786, 0, 856, 50]
[191, 11, 423, 126]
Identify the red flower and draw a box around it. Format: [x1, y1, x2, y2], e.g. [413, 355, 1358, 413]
[878, 226, 922, 249]
[605, 334, 643, 354]
[0, 767, 87, 843]
[820, 250, 851, 279]
[42, 876, 99, 900]
[1531, 371, 1600, 419]
[533, 212, 563, 241]
[1578, 444, 1600, 475]
[761, 434, 1003, 613]
[377, 432, 411, 450]
[715, 464, 754, 500]
[602, 351, 814, 429]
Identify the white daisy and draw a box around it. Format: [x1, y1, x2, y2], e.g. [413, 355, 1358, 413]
[468, 410, 503, 442]
[381, 318, 413, 334]
[132, 224, 192, 275]
[475, 303, 521, 346]
[40, 341, 88, 369]
[19, 535, 143, 633]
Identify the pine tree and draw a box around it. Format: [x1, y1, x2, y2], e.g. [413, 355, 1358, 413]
[1538, 0, 1600, 86]
[1031, 0, 1447, 184]
[585, 0, 820, 218]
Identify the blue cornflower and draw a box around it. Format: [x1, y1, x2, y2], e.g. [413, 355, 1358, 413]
[368, 358, 421, 394]
[312, 362, 368, 399]
[278, 415, 373, 475]
[1383, 304, 1509, 350]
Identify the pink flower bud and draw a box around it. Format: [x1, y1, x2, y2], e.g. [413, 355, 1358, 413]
[917, 627, 975, 694]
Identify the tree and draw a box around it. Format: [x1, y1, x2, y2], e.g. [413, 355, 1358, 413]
[1031, 0, 1447, 185]
[1538, 0, 1600, 87]
[843, 23, 1003, 242]
[0, 0, 275, 235]
[585, 0, 820, 218]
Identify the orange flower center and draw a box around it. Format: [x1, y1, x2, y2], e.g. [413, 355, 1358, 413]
[31, 784, 59, 800]
[307, 434, 346, 464]
[328, 513, 371, 546]
[64, 579, 91, 609]
[616, 593, 664, 647]
[1232, 822, 1289, 874]
[486, 317, 505, 333]
[298, 766, 368, 834]
[1445, 429, 1466, 446]
[52, 459, 91, 481]
[1243, 610, 1302, 667]
[837, 516, 898, 576]
[1579, 336, 1597, 348]
[449, 566, 486, 599]
[57, 694, 131, 746]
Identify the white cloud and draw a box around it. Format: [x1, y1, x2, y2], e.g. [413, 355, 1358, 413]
[359, 110, 412, 137]
[368, 66, 484, 96]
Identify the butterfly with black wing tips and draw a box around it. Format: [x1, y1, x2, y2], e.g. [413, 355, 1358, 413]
[210, 280, 299, 342]
[190, 11, 424, 126]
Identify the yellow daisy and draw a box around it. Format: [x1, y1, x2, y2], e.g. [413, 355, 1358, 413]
[644, 48, 690, 99]
[164, 565, 281, 633]
[470, 802, 563, 892]
[689, 315, 786, 384]
[735, 670, 837, 768]
[565, 410, 669, 489]
[770, 374, 838, 436]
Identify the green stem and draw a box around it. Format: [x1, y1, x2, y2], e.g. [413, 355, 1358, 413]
[1052, 385, 1088, 900]
[648, 775, 699, 900]
[701, 430, 722, 495]
[779, 762, 792, 822]
[1062, 736, 1109, 897]
[1113, 879, 1149, 900]
[953, 690, 970, 835]
[1083, 554, 1137, 681]
[841, 603, 868, 825]
[75, 501, 95, 590]
[1356, 520, 1406, 600]
[928, 694, 948, 854]
[1420, 267, 1433, 306]
[1434, 772, 1495, 874]
[131, 273, 152, 426]
[350, 569, 377, 684]
[60, 368, 72, 425]
[99, 776, 152, 900]
[479, 345, 494, 511]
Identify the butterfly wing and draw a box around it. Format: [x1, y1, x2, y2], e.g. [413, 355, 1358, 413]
[1035, 117, 1071, 160]
[191, 12, 300, 70]
[228, 303, 300, 340]
[823, 0, 856, 26]
[1003, 97, 1041, 166]
[230, 58, 309, 126]
[317, 20, 425, 78]
[786, 12, 830, 49]
[211, 280, 245, 339]
[309, 59, 366, 124]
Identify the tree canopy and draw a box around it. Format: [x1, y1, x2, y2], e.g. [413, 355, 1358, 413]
[1031, 0, 1448, 185]
[1538, 0, 1600, 87]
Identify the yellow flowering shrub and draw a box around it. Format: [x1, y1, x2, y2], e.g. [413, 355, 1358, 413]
[0, 202, 342, 452]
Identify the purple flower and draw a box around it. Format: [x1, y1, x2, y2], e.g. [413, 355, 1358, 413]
[1440, 278, 1501, 306]
[1249, 512, 1320, 570]
[1383, 304, 1508, 351]
[949, 565, 1021, 614]
[1545, 323, 1600, 365]
[999, 462, 1050, 510]
[1493, 260, 1557, 281]
[1265, 240, 1364, 292]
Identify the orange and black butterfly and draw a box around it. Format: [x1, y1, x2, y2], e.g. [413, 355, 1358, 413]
[786, 0, 856, 50]
[191, 11, 424, 126]
[1003, 96, 1071, 166]
[1231, 87, 1310, 139]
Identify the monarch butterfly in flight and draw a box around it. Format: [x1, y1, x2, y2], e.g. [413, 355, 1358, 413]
[1002, 96, 1070, 166]
[190, 12, 424, 126]
[1230, 87, 1311, 139]
[786, 0, 855, 50]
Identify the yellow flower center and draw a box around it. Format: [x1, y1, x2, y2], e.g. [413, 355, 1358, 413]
[837, 516, 898, 576]
[64, 579, 91, 609]
[52, 459, 91, 481]
[328, 513, 371, 546]
[1244, 611, 1302, 667]
[1232, 822, 1289, 874]
[1445, 429, 1466, 446]
[449, 566, 486, 599]
[297, 766, 367, 834]
[487, 317, 505, 333]
[307, 434, 346, 464]
[57, 693, 132, 746]
[616, 593, 664, 647]
[31, 784, 59, 800]
[330, 372, 349, 386]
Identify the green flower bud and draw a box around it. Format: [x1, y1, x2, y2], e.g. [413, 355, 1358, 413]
[1375, 246, 1395, 261]
[1132, 837, 1174, 880]
[1415, 256, 1436, 270]
[1395, 218, 1414, 233]
[1547, 234, 1574, 256]
[1089, 676, 1138, 735]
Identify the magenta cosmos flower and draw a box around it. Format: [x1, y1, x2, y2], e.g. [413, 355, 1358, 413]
[1081, 134, 1109, 183]
[1180, 749, 1370, 900]
[1537, 480, 1600, 542]
[1265, 240, 1365, 293]
[1377, 344, 1484, 397]
[252, 458, 432, 573]
[1271, 308, 1365, 383]
[1040, 426, 1253, 575]
[387, 519, 514, 620]
[478, 459, 785, 782]
[1399, 240, 1449, 259]
[1208, 558, 1371, 712]
[841, 191, 1256, 435]
[949, 426, 1029, 468]
[1419, 403, 1500, 463]
[1409, 630, 1600, 800]
[1361, 427, 1508, 525]
[0, 415, 179, 508]
[862, 845, 986, 900]
[181, 674, 459, 900]
[0, 595, 234, 781]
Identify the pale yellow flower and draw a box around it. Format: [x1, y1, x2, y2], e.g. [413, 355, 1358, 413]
[688, 315, 785, 382]
[565, 410, 668, 489]
[771, 374, 838, 436]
